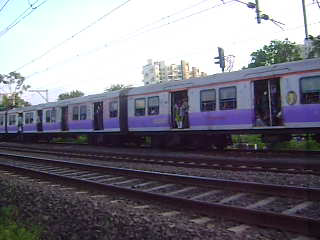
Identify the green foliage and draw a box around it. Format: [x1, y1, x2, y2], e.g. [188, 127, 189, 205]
[0, 206, 41, 240]
[273, 137, 320, 151]
[75, 135, 88, 144]
[232, 134, 266, 149]
[0, 95, 31, 110]
[104, 84, 132, 92]
[58, 90, 84, 100]
[51, 135, 87, 144]
[0, 72, 31, 109]
[308, 35, 320, 58]
[247, 39, 302, 68]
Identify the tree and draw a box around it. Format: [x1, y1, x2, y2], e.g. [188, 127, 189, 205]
[58, 90, 84, 100]
[247, 39, 303, 68]
[104, 84, 132, 92]
[308, 35, 320, 58]
[0, 95, 31, 110]
[0, 72, 31, 109]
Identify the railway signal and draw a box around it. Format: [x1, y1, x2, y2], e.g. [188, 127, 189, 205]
[214, 47, 225, 72]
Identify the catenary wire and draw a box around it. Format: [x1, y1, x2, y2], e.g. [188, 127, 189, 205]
[0, 0, 47, 38]
[0, 0, 11, 13]
[23, 0, 234, 79]
[24, 18, 320, 80]
[12, 0, 133, 73]
[12, 0, 208, 74]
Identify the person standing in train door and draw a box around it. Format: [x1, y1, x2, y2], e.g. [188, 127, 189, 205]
[180, 98, 189, 128]
[174, 101, 182, 128]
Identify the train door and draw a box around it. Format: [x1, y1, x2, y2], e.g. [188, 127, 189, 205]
[18, 113, 23, 133]
[37, 110, 43, 132]
[61, 106, 68, 131]
[171, 90, 189, 129]
[93, 102, 104, 130]
[254, 78, 282, 126]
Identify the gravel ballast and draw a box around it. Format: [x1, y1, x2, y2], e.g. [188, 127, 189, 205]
[0, 172, 298, 240]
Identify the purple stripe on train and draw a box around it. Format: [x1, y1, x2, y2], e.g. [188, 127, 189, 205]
[0, 127, 5, 133]
[69, 120, 92, 130]
[7, 125, 17, 132]
[104, 118, 119, 129]
[283, 105, 320, 123]
[43, 123, 60, 131]
[189, 109, 253, 126]
[23, 124, 37, 132]
[129, 115, 170, 128]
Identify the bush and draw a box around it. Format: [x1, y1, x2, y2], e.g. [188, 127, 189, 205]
[0, 206, 41, 240]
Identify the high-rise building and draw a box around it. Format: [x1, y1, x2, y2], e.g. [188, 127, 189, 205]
[142, 59, 206, 85]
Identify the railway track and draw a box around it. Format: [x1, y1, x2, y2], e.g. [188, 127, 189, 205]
[0, 152, 319, 237]
[0, 145, 319, 175]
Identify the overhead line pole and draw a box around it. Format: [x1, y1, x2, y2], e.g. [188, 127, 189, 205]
[255, 0, 261, 24]
[301, 0, 309, 39]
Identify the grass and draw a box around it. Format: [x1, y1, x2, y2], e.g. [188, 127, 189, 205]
[232, 134, 320, 151]
[0, 206, 42, 240]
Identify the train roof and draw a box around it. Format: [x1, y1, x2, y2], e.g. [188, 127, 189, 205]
[6, 89, 121, 113]
[127, 57, 320, 95]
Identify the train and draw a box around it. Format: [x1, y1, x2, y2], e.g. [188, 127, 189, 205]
[0, 57, 320, 149]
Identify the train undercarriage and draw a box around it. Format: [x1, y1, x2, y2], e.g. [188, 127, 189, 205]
[2, 125, 320, 150]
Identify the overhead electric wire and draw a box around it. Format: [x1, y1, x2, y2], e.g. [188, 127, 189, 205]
[25, 17, 320, 80]
[0, 0, 48, 38]
[23, 0, 234, 79]
[117, 0, 212, 40]
[233, 0, 285, 29]
[110, 0, 233, 46]
[108, 0, 228, 46]
[12, 0, 133, 73]
[0, 0, 11, 13]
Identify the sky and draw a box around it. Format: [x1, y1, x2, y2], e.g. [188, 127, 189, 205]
[0, 0, 319, 105]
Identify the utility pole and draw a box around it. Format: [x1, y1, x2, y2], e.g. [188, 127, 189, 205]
[302, 0, 309, 40]
[255, 0, 261, 24]
[29, 90, 49, 103]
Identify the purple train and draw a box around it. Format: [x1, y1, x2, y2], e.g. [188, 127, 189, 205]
[1, 58, 320, 149]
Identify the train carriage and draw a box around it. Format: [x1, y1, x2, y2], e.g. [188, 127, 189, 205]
[0, 58, 319, 149]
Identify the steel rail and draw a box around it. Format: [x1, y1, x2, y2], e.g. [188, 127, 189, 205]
[0, 145, 319, 175]
[0, 152, 319, 201]
[0, 160, 319, 237]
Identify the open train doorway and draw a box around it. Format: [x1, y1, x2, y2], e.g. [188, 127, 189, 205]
[94, 102, 104, 130]
[171, 90, 189, 129]
[61, 106, 68, 131]
[254, 78, 283, 126]
[36, 110, 43, 132]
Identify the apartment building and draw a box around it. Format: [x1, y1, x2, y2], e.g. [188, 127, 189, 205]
[142, 59, 206, 85]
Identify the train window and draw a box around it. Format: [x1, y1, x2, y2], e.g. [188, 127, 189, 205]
[219, 86, 237, 110]
[148, 96, 159, 115]
[0, 114, 4, 126]
[72, 106, 79, 120]
[45, 109, 56, 123]
[80, 105, 87, 120]
[300, 76, 320, 104]
[51, 109, 56, 123]
[46, 110, 50, 123]
[9, 115, 16, 125]
[200, 89, 216, 111]
[25, 112, 34, 124]
[135, 98, 146, 116]
[109, 101, 118, 118]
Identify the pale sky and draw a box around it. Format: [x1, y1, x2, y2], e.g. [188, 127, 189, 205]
[0, 0, 319, 104]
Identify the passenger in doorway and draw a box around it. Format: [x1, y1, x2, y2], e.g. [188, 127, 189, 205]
[181, 98, 189, 128]
[255, 114, 266, 126]
[174, 101, 182, 128]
